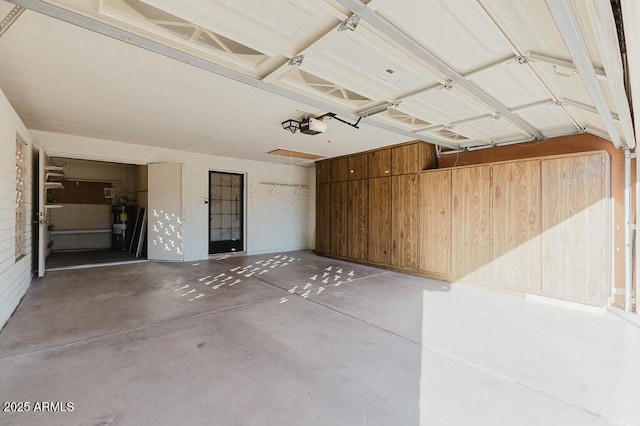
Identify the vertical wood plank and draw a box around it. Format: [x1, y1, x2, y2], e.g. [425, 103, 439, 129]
[315, 161, 331, 184]
[418, 170, 451, 276]
[451, 166, 492, 283]
[330, 181, 348, 257]
[392, 174, 418, 269]
[348, 154, 368, 180]
[368, 177, 391, 264]
[541, 153, 608, 305]
[315, 183, 331, 254]
[392, 143, 418, 175]
[348, 179, 368, 259]
[331, 157, 349, 182]
[491, 161, 541, 291]
[368, 149, 392, 178]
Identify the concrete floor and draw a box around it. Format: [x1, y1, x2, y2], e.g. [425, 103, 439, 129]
[46, 250, 145, 271]
[0, 250, 638, 426]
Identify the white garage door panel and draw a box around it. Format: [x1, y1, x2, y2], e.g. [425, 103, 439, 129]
[148, 162, 184, 261]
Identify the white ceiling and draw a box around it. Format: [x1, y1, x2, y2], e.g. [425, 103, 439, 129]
[0, 0, 634, 165]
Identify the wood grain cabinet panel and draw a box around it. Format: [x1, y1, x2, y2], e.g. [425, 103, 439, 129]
[368, 177, 391, 264]
[418, 170, 451, 277]
[368, 149, 392, 178]
[391, 174, 418, 269]
[451, 166, 492, 283]
[348, 180, 368, 260]
[315, 183, 331, 254]
[392, 143, 437, 175]
[330, 182, 349, 257]
[349, 154, 368, 180]
[491, 161, 541, 291]
[541, 153, 609, 306]
[316, 160, 331, 184]
[331, 157, 349, 182]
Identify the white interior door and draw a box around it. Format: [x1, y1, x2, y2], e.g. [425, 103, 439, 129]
[148, 163, 184, 261]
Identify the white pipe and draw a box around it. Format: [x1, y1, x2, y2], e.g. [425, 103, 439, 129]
[624, 149, 632, 311]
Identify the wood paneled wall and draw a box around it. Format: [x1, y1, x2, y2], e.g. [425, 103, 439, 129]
[541, 153, 609, 305]
[330, 181, 348, 257]
[315, 136, 613, 307]
[348, 179, 368, 260]
[418, 170, 451, 277]
[368, 177, 391, 264]
[451, 166, 492, 284]
[392, 174, 418, 269]
[491, 161, 541, 291]
[315, 141, 435, 267]
[315, 183, 331, 254]
[438, 133, 629, 302]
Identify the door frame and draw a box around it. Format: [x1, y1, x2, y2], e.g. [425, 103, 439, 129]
[208, 170, 247, 255]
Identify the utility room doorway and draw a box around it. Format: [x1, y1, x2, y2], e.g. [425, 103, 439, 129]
[209, 171, 244, 254]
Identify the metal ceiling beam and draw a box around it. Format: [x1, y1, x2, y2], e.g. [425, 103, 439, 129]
[0, 5, 24, 37]
[475, 0, 585, 132]
[336, 0, 544, 140]
[9, 0, 459, 150]
[528, 52, 606, 80]
[563, 98, 620, 122]
[546, 0, 625, 148]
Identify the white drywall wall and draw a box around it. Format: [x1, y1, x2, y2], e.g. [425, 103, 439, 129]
[0, 88, 35, 329]
[31, 130, 315, 261]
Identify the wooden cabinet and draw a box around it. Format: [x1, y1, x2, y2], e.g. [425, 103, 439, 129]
[491, 160, 541, 291]
[348, 180, 368, 260]
[315, 146, 611, 308]
[331, 157, 349, 182]
[541, 153, 608, 306]
[368, 177, 391, 264]
[418, 170, 451, 277]
[392, 143, 437, 175]
[368, 149, 391, 178]
[451, 165, 492, 283]
[316, 160, 331, 184]
[391, 174, 418, 269]
[330, 182, 348, 257]
[315, 183, 331, 254]
[348, 154, 368, 180]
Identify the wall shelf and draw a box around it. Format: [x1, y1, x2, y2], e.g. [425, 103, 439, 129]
[45, 172, 66, 180]
[50, 228, 111, 235]
[45, 182, 64, 190]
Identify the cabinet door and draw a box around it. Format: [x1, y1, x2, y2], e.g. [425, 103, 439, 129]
[348, 154, 368, 180]
[418, 170, 451, 277]
[541, 153, 608, 306]
[348, 180, 368, 260]
[368, 149, 392, 178]
[392, 144, 419, 175]
[391, 174, 418, 269]
[331, 157, 349, 182]
[451, 166, 491, 283]
[392, 143, 437, 175]
[492, 161, 541, 291]
[315, 183, 331, 254]
[330, 181, 349, 257]
[368, 177, 391, 264]
[316, 161, 331, 184]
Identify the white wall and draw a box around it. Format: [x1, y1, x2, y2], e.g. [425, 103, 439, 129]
[0, 89, 35, 329]
[32, 130, 315, 261]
